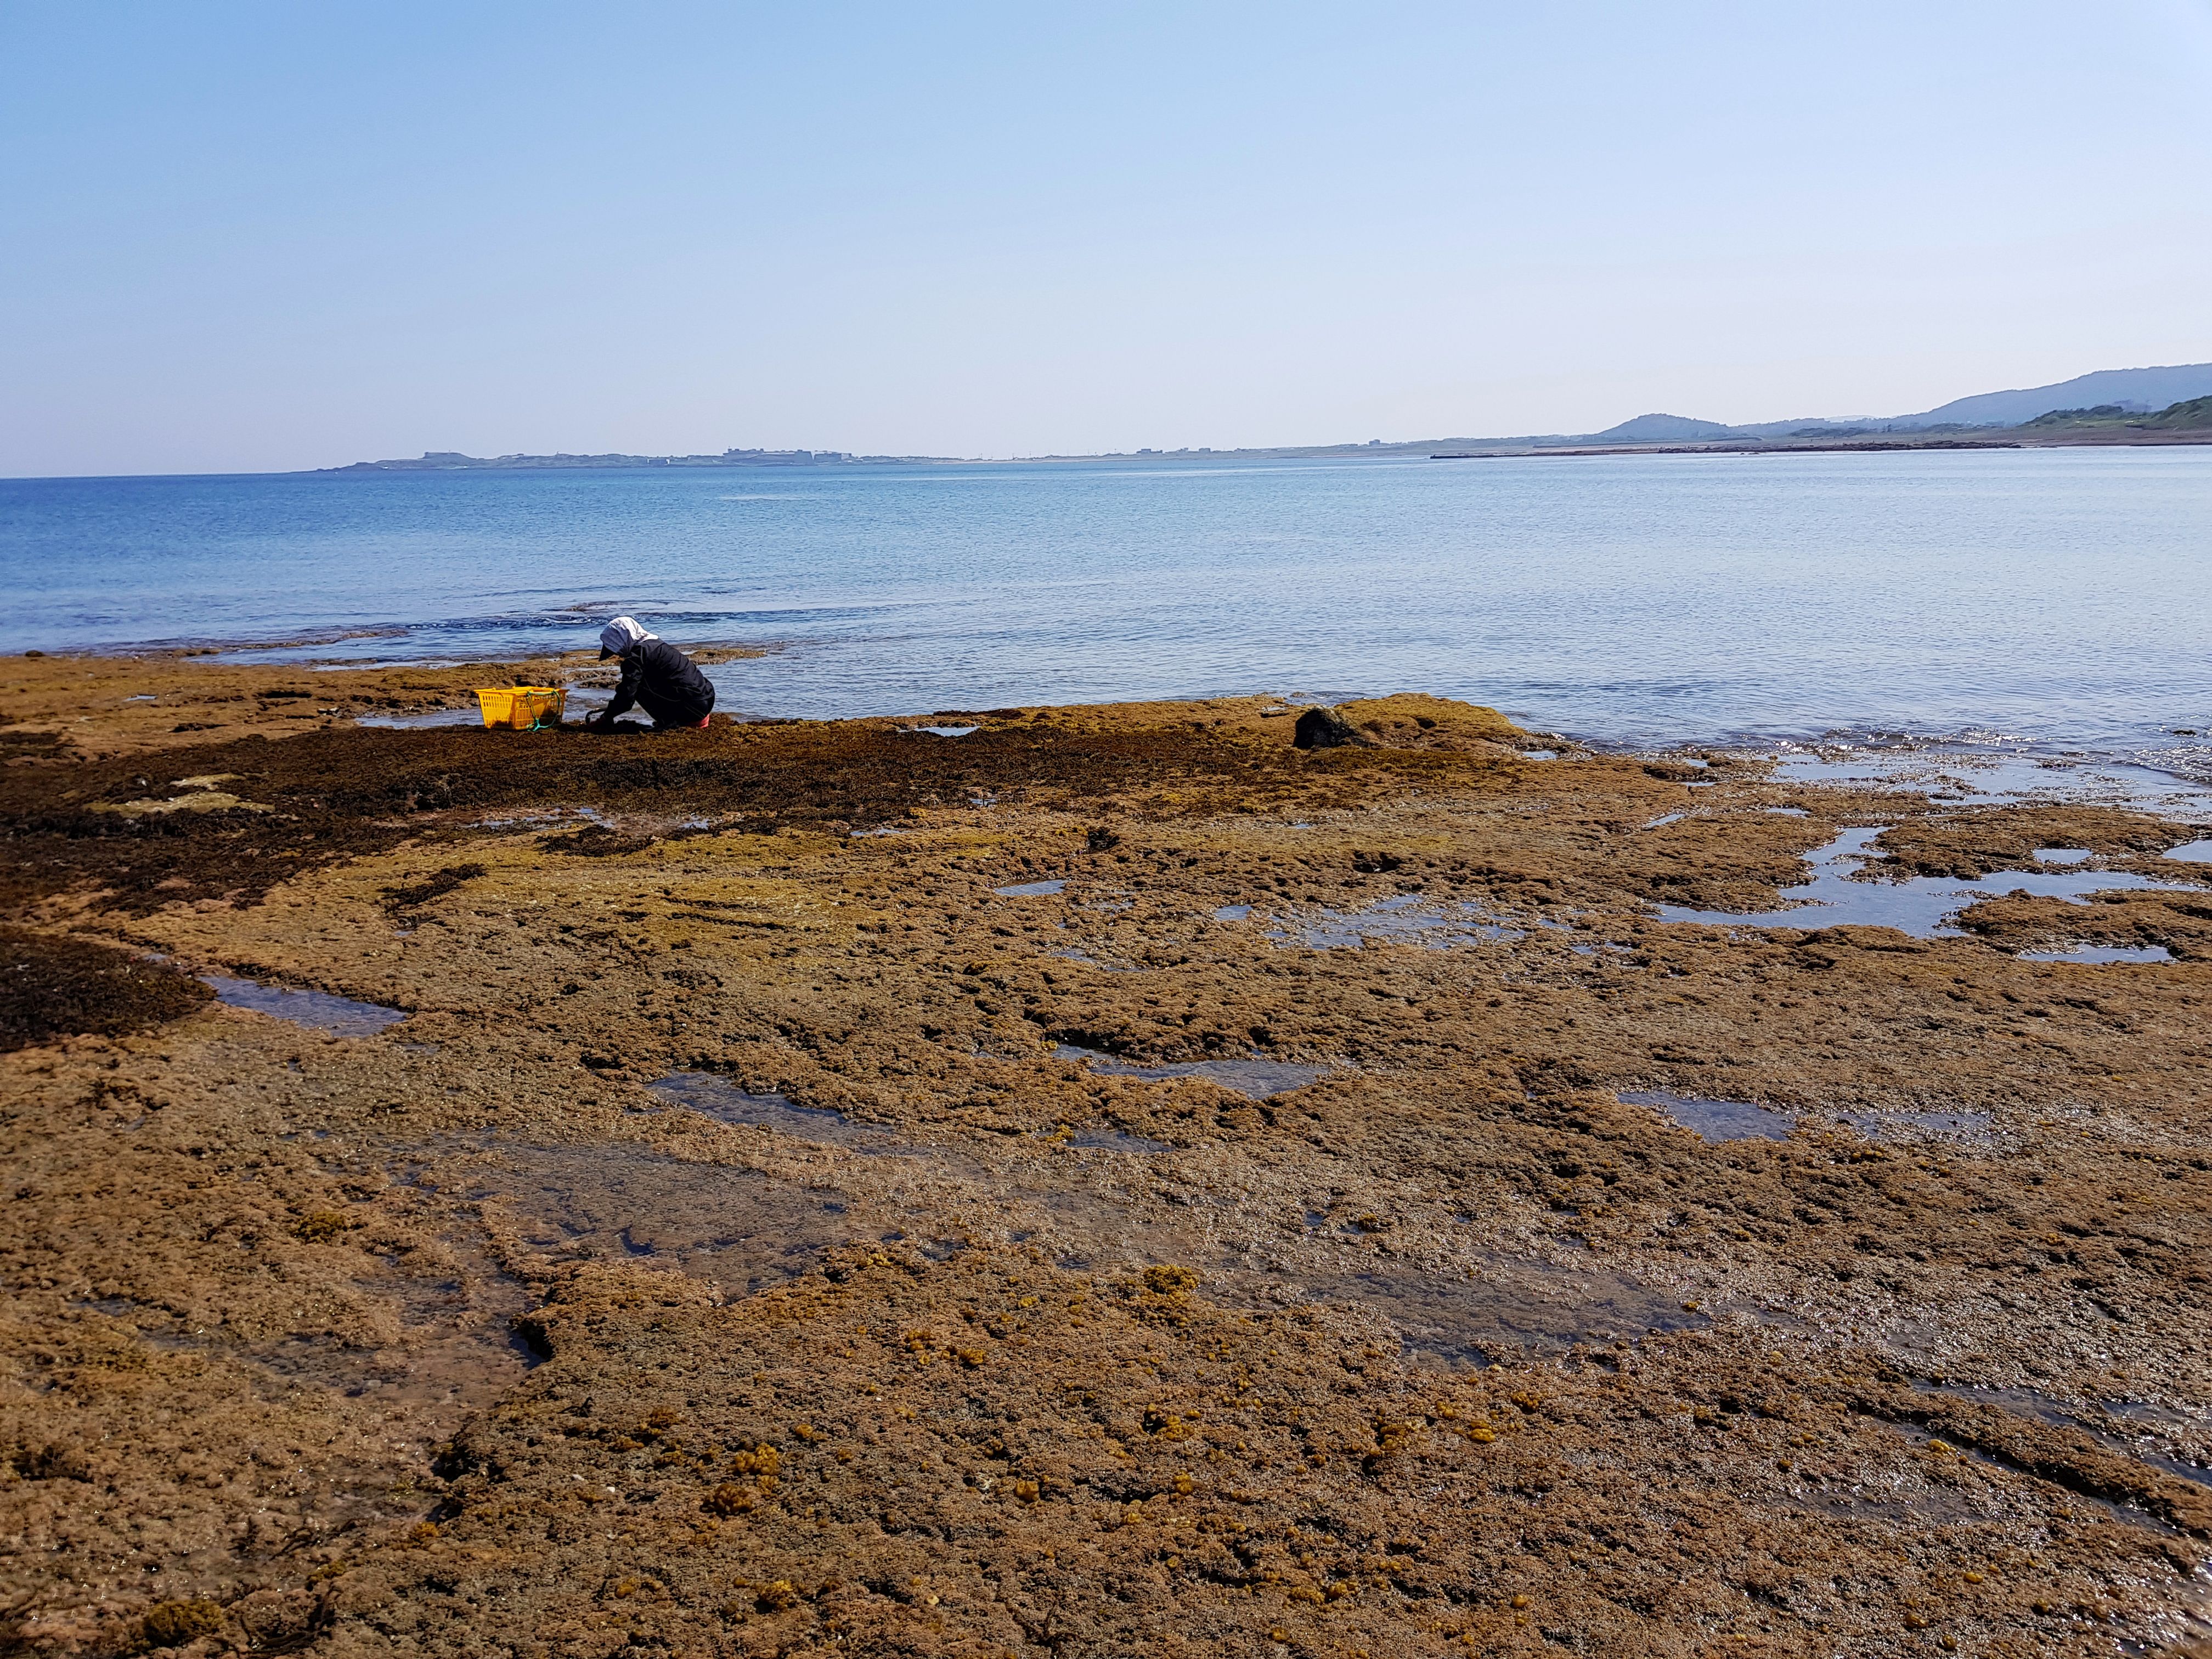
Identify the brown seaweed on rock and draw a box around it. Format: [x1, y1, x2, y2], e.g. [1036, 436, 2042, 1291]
[5, 658, 2212, 1656]
[0, 928, 211, 1050]
[1294, 694, 1533, 755]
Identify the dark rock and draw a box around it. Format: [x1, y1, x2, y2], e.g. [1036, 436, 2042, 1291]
[1293, 707, 1372, 750]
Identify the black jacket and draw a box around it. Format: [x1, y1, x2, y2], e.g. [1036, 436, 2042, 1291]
[604, 637, 714, 721]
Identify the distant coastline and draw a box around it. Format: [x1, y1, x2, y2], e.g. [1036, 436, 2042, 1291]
[316, 416, 2210, 476]
[315, 447, 956, 473]
[1425, 393, 2212, 462]
[309, 366, 2212, 475]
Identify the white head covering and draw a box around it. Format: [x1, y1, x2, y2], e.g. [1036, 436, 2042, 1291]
[598, 616, 656, 658]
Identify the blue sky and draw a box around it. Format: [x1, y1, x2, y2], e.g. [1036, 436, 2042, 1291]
[4, 2, 2210, 475]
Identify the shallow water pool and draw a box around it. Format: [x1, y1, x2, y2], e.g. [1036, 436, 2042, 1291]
[1620, 1090, 1795, 1142]
[2018, 944, 2175, 964]
[1655, 826, 2194, 939]
[1054, 1042, 1327, 1100]
[204, 974, 407, 1036]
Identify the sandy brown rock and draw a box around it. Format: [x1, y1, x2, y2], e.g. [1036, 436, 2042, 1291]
[0, 642, 766, 760]
[4, 676, 2210, 1656]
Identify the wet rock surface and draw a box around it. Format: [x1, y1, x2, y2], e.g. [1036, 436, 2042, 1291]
[3, 653, 2212, 1655]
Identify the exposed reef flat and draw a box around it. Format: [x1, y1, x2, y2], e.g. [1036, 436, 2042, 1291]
[4, 656, 2211, 1656]
[0, 644, 765, 760]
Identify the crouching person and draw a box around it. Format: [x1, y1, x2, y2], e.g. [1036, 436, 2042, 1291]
[589, 617, 716, 731]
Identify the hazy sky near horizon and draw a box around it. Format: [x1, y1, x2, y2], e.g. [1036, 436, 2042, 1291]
[5, 3, 2211, 476]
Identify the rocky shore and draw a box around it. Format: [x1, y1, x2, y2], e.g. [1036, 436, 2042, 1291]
[3, 653, 2210, 1657]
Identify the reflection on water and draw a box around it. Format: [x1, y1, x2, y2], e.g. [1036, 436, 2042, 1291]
[1769, 746, 2212, 816]
[354, 707, 481, 730]
[204, 974, 407, 1035]
[1655, 826, 2193, 938]
[1624, 1088, 1997, 1147]
[1621, 1090, 1793, 1142]
[2019, 944, 2175, 964]
[1915, 1381, 2212, 1493]
[1053, 1042, 1327, 1100]
[1055, 1126, 1175, 1155]
[443, 1077, 1724, 1370]
[650, 1074, 996, 1184]
[483, 1141, 868, 1296]
[651, 1071, 909, 1153]
[1226, 1259, 1709, 1368]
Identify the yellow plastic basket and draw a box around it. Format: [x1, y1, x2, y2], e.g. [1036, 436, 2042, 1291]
[475, 686, 566, 730]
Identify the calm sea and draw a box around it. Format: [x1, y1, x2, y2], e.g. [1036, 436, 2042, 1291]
[3, 448, 2209, 770]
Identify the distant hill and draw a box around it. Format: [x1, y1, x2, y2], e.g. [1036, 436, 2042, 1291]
[1885, 363, 2212, 430]
[2020, 394, 2212, 432]
[1583, 413, 1739, 443]
[1442, 365, 2212, 452]
[2139, 393, 2212, 428]
[1551, 366, 2212, 447]
[307, 363, 2212, 475]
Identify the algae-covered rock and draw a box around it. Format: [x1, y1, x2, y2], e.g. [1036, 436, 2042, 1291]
[0, 928, 212, 1051]
[140, 1598, 225, 1646]
[1296, 694, 1530, 753]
